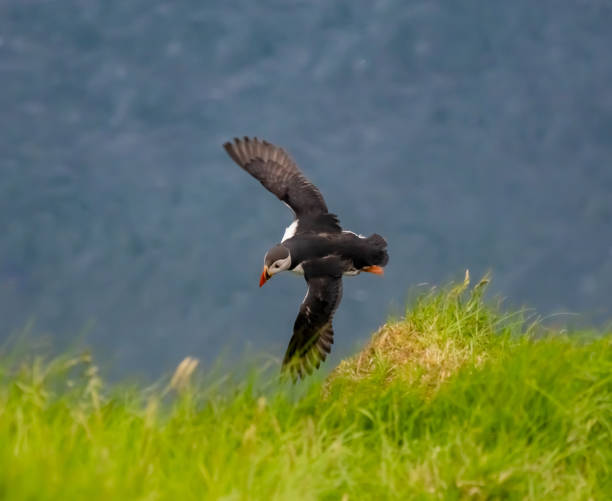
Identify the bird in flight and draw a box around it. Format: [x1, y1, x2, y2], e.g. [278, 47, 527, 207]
[223, 137, 388, 380]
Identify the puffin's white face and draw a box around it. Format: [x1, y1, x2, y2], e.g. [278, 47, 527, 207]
[267, 255, 291, 276]
[260, 245, 292, 287]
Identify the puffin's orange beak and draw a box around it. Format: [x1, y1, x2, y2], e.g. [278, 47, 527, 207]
[259, 266, 270, 287]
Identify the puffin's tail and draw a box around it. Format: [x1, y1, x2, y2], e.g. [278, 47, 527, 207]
[366, 233, 389, 267]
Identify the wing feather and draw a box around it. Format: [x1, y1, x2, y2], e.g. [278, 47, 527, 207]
[223, 137, 329, 218]
[282, 259, 344, 380]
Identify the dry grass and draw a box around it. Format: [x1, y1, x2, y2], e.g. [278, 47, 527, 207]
[334, 320, 488, 392]
[326, 271, 520, 396]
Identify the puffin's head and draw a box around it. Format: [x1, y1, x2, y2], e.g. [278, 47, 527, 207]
[260, 244, 291, 287]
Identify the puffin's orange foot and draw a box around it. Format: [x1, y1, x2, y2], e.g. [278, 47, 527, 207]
[362, 265, 384, 275]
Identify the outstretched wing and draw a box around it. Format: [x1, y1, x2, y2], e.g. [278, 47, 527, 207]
[282, 259, 344, 380]
[223, 137, 329, 218]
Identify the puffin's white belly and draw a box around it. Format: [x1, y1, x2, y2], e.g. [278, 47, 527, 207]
[291, 263, 304, 275]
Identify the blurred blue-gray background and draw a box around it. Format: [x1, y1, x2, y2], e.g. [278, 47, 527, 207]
[1, 0, 611, 377]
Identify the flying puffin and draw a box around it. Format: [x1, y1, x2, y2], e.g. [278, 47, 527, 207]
[223, 137, 388, 380]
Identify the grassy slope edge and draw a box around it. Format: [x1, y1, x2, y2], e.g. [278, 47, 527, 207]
[0, 277, 611, 500]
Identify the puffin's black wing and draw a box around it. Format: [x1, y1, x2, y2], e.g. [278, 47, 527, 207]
[282, 258, 344, 380]
[223, 137, 330, 219]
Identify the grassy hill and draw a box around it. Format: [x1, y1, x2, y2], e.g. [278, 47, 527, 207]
[1, 276, 610, 500]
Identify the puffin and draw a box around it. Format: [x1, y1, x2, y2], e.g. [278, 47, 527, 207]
[223, 137, 388, 380]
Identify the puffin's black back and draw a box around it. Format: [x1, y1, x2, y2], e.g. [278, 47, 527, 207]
[284, 232, 388, 271]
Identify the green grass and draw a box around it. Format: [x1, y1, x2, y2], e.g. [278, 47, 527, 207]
[1, 276, 611, 500]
